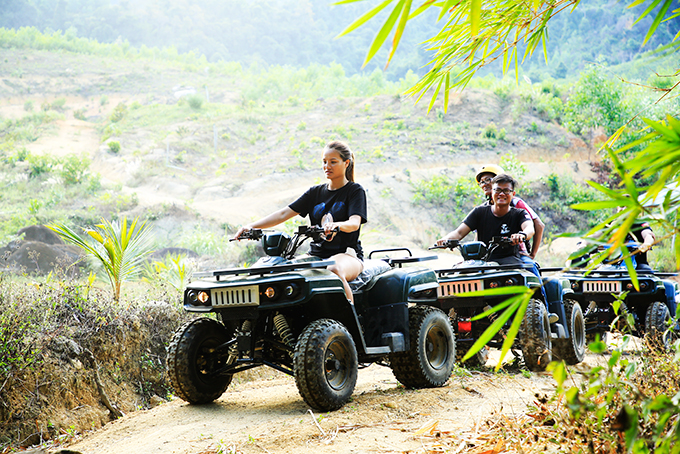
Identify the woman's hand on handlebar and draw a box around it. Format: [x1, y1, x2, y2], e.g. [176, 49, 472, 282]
[322, 222, 340, 241]
[232, 226, 252, 241]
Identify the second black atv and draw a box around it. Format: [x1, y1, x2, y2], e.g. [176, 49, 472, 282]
[166, 226, 456, 411]
[430, 238, 586, 370]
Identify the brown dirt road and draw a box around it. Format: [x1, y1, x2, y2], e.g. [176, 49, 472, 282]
[65, 352, 606, 454]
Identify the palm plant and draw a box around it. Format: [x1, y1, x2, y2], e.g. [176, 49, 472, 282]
[48, 217, 155, 302]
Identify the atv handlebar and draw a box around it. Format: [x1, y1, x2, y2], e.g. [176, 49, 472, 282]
[230, 228, 264, 242]
[429, 239, 460, 250]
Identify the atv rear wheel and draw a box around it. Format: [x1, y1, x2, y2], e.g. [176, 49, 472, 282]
[167, 318, 234, 404]
[390, 306, 456, 388]
[645, 301, 672, 351]
[520, 299, 552, 371]
[552, 299, 586, 365]
[293, 319, 358, 411]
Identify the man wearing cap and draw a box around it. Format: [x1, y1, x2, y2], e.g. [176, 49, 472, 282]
[475, 164, 545, 261]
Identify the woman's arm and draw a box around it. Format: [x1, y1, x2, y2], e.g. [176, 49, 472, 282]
[234, 206, 298, 239]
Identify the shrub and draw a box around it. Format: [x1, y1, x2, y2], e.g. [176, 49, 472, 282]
[60, 154, 91, 185]
[23, 100, 34, 112]
[26, 153, 55, 178]
[109, 103, 127, 123]
[483, 122, 498, 138]
[73, 108, 87, 120]
[186, 94, 203, 110]
[108, 141, 121, 153]
[499, 152, 528, 179]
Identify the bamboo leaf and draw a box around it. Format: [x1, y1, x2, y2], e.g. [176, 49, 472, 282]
[470, 0, 481, 37]
[386, 0, 413, 66]
[362, 0, 404, 67]
[335, 0, 394, 39]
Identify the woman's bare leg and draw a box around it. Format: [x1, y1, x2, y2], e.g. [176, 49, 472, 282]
[328, 253, 363, 303]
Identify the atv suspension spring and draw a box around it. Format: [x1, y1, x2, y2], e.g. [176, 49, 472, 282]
[273, 313, 295, 350]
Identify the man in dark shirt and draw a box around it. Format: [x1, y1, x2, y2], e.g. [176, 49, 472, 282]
[437, 174, 534, 266]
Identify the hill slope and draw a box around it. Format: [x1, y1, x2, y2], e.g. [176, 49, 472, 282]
[0, 47, 600, 268]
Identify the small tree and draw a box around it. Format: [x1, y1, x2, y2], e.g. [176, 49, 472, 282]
[48, 217, 154, 302]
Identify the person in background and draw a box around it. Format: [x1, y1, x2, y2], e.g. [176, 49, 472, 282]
[622, 211, 677, 318]
[234, 141, 367, 303]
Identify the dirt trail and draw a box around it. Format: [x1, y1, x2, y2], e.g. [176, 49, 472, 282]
[65, 353, 606, 454]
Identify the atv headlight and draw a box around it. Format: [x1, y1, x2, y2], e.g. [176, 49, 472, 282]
[571, 281, 580, 290]
[488, 280, 500, 289]
[197, 291, 210, 304]
[264, 286, 278, 299]
[284, 284, 299, 298]
[505, 277, 517, 286]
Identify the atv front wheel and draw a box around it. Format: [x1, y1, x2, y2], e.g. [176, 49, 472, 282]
[520, 299, 552, 371]
[293, 319, 358, 411]
[645, 301, 672, 351]
[390, 306, 456, 388]
[167, 318, 234, 404]
[552, 299, 586, 365]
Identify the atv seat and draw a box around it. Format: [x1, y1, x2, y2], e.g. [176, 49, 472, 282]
[349, 259, 392, 291]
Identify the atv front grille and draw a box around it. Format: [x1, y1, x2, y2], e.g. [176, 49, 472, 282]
[211, 285, 260, 307]
[583, 280, 622, 293]
[438, 280, 483, 298]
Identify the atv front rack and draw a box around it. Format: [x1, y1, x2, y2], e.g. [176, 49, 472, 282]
[195, 260, 335, 281]
[436, 263, 535, 276]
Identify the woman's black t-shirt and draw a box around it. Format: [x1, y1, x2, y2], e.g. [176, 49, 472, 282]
[289, 182, 368, 259]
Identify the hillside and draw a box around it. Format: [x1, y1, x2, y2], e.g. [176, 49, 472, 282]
[1, 47, 601, 270]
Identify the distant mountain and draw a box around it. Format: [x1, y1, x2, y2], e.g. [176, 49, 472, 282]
[1, 0, 678, 81]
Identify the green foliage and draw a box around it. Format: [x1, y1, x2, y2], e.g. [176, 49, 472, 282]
[186, 95, 203, 110]
[499, 152, 528, 180]
[142, 253, 195, 294]
[1, 110, 62, 143]
[545, 338, 680, 453]
[48, 217, 155, 302]
[26, 153, 55, 178]
[108, 141, 121, 153]
[543, 173, 606, 230]
[109, 103, 127, 123]
[341, 0, 678, 110]
[412, 175, 454, 206]
[563, 68, 628, 136]
[412, 175, 485, 226]
[23, 100, 33, 112]
[482, 122, 499, 139]
[60, 154, 91, 185]
[0, 271, 189, 447]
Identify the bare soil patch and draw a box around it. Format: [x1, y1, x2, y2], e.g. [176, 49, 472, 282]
[65, 351, 610, 454]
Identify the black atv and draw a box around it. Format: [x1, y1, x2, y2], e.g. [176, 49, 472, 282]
[430, 237, 586, 370]
[166, 226, 456, 411]
[543, 245, 678, 350]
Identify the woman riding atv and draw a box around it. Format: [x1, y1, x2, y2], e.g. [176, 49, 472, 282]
[233, 140, 367, 303]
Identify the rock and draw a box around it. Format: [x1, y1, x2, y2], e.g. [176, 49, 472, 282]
[18, 225, 64, 245]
